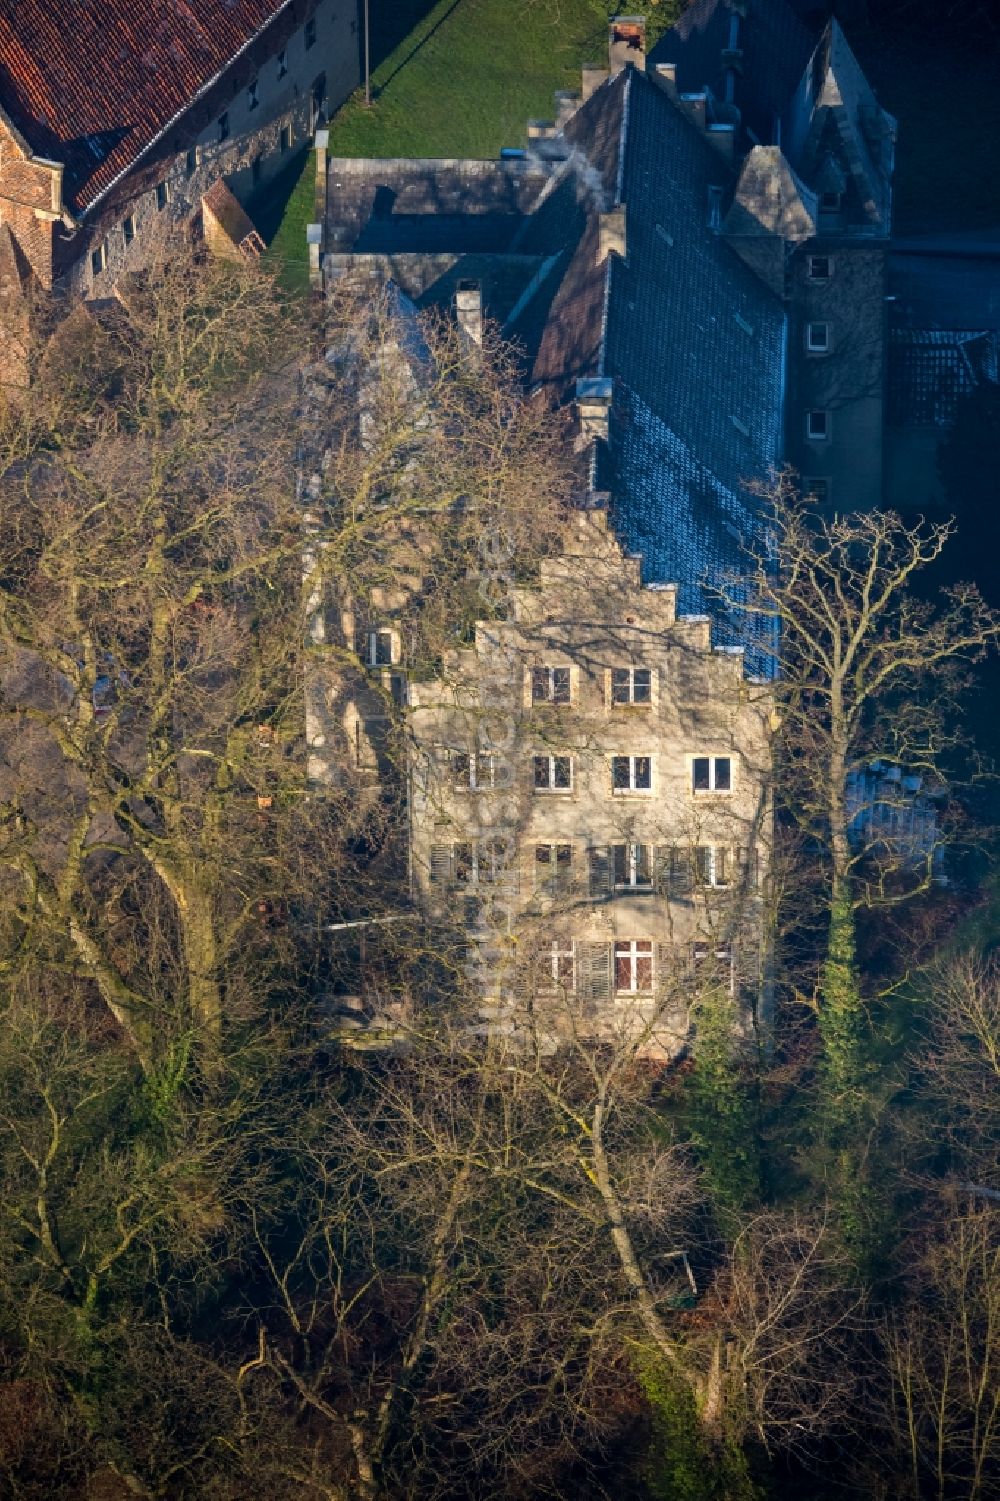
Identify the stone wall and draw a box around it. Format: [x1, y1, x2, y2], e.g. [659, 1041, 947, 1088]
[0, 115, 62, 290]
[2, 0, 360, 299]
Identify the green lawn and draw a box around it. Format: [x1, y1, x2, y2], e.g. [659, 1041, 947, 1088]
[251, 0, 675, 280]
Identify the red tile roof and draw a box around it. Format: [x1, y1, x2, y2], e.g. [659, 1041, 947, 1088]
[0, 0, 292, 215]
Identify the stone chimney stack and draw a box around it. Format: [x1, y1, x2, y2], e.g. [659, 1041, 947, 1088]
[455, 280, 483, 346]
[575, 377, 614, 444]
[597, 207, 626, 264]
[608, 15, 646, 75]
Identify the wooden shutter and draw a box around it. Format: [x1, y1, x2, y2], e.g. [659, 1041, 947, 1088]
[578, 942, 612, 1005]
[657, 846, 692, 896]
[430, 845, 452, 886]
[588, 846, 612, 900]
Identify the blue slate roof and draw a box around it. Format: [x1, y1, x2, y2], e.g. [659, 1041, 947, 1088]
[527, 69, 786, 669]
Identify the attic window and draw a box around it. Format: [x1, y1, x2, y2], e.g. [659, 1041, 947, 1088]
[734, 313, 754, 336]
[707, 185, 724, 231]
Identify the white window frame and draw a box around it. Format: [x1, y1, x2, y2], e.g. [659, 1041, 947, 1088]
[693, 942, 735, 993]
[534, 754, 573, 793]
[365, 628, 395, 667]
[531, 665, 572, 704]
[691, 756, 732, 794]
[806, 409, 830, 442]
[612, 842, 653, 889]
[614, 939, 654, 994]
[807, 254, 833, 281]
[806, 321, 830, 354]
[611, 754, 652, 794]
[450, 750, 502, 791]
[535, 843, 573, 890]
[455, 838, 509, 886]
[610, 666, 653, 707]
[546, 939, 576, 990]
[696, 846, 730, 888]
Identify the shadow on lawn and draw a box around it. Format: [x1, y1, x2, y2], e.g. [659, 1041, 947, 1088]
[367, 0, 443, 74]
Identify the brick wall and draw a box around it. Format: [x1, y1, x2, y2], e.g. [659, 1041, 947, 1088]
[0, 116, 61, 289]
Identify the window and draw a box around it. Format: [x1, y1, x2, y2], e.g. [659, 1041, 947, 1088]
[90, 240, 107, 277]
[122, 213, 135, 246]
[366, 629, 393, 667]
[155, 181, 168, 211]
[451, 751, 503, 790]
[692, 756, 732, 793]
[693, 942, 734, 992]
[807, 254, 832, 281]
[612, 755, 652, 793]
[820, 190, 842, 212]
[304, 15, 317, 48]
[277, 48, 288, 78]
[251, 153, 263, 186]
[534, 754, 573, 792]
[803, 477, 830, 505]
[806, 409, 830, 441]
[219, 112, 230, 143]
[612, 843, 653, 889]
[545, 939, 576, 990]
[615, 940, 654, 994]
[535, 844, 573, 893]
[707, 184, 723, 231]
[247, 78, 259, 111]
[280, 123, 293, 153]
[532, 666, 571, 704]
[695, 846, 729, 887]
[455, 839, 509, 886]
[185, 147, 199, 176]
[806, 321, 830, 353]
[611, 667, 652, 706]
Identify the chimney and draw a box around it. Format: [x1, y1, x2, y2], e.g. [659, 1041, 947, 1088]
[455, 280, 483, 346]
[575, 378, 614, 444]
[598, 206, 626, 263]
[652, 62, 678, 99]
[582, 65, 609, 101]
[609, 15, 646, 75]
[678, 92, 707, 131]
[554, 89, 581, 127]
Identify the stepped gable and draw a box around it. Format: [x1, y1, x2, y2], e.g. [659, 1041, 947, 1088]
[649, 0, 819, 145]
[0, 0, 291, 214]
[527, 68, 784, 666]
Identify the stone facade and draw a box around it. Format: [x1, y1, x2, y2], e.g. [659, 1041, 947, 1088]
[407, 507, 772, 1057]
[0, 0, 359, 308]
